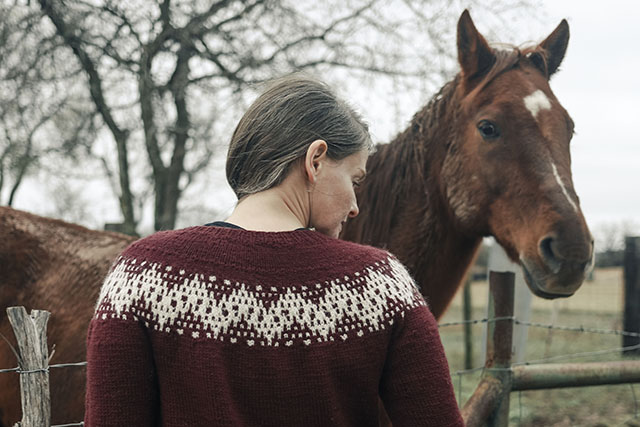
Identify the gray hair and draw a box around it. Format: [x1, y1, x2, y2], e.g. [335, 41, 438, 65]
[226, 74, 372, 199]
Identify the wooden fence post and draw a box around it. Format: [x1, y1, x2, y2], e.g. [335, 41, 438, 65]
[623, 236, 640, 355]
[6, 306, 51, 427]
[483, 243, 531, 364]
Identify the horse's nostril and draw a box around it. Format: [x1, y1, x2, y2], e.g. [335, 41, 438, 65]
[579, 261, 590, 273]
[539, 235, 562, 274]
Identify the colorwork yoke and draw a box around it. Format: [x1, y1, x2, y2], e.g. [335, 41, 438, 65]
[85, 226, 463, 426]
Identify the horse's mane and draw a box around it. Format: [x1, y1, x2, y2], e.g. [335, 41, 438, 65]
[468, 45, 548, 97]
[351, 45, 542, 246]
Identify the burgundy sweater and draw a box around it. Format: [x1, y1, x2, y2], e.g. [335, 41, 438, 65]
[85, 226, 463, 426]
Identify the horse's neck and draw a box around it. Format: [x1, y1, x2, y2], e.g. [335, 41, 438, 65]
[394, 194, 482, 318]
[344, 83, 482, 318]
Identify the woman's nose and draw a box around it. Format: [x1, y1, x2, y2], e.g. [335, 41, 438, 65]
[349, 202, 359, 218]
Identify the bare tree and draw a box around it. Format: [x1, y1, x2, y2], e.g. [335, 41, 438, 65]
[593, 220, 640, 253]
[3, 0, 538, 233]
[1, 5, 75, 205]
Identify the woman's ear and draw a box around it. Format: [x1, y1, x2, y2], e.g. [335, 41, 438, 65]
[304, 139, 328, 184]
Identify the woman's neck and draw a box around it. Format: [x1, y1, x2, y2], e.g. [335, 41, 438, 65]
[225, 184, 308, 232]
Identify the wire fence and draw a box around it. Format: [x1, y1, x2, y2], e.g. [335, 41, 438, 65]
[438, 307, 640, 426]
[2, 271, 640, 426]
[441, 315, 640, 371]
[2, 315, 639, 426]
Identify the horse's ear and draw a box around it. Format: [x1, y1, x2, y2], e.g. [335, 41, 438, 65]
[457, 10, 496, 81]
[538, 19, 570, 77]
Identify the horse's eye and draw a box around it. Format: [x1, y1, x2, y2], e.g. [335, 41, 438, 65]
[477, 120, 500, 140]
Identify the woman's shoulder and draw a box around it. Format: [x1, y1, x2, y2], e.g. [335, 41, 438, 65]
[321, 234, 390, 258]
[117, 225, 216, 259]
[310, 237, 421, 299]
[317, 236, 407, 272]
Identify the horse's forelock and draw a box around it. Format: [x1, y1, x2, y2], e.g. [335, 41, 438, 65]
[466, 47, 522, 98]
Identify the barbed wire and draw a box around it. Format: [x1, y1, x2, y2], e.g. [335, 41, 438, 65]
[2, 318, 639, 375]
[518, 391, 523, 427]
[513, 343, 640, 366]
[438, 317, 513, 328]
[438, 316, 640, 338]
[515, 319, 640, 338]
[453, 343, 640, 377]
[50, 362, 87, 369]
[629, 383, 639, 422]
[0, 362, 87, 375]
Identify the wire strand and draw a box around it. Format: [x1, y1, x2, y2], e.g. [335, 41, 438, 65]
[631, 383, 639, 419]
[438, 316, 640, 339]
[437, 316, 515, 328]
[453, 343, 640, 376]
[0, 362, 87, 375]
[518, 391, 522, 427]
[50, 362, 88, 369]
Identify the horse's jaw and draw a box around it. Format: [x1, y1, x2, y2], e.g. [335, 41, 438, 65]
[519, 254, 593, 299]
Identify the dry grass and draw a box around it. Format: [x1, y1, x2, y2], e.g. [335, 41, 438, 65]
[438, 267, 640, 426]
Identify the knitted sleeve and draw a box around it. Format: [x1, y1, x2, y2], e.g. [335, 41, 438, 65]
[84, 258, 160, 426]
[379, 281, 463, 426]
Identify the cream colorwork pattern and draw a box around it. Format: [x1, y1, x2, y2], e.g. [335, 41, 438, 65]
[95, 255, 426, 347]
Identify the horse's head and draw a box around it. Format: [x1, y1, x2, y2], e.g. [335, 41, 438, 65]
[443, 10, 594, 298]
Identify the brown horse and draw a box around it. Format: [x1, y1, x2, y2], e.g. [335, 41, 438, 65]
[342, 10, 593, 319]
[0, 10, 593, 426]
[0, 207, 135, 425]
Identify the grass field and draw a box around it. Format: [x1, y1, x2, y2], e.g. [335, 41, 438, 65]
[438, 267, 640, 426]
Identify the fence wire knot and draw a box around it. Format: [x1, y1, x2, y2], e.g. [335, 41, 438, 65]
[18, 367, 49, 375]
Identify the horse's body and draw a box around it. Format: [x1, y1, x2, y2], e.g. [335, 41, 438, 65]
[0, 207, 135, 425]
[0, 10, 593, 426]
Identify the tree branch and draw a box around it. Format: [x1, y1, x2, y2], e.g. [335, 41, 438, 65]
[39, 0, 137, 233]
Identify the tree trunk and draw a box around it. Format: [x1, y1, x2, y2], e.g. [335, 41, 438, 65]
[40, 0, 137, 235]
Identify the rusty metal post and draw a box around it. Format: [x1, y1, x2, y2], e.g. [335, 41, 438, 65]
[7, 306, 51, 427]
[462, 376, 505, 427]
[463, 276, 474, 369]
[485, 271, 515, 427]
[624, 236, 640, 355]
[462, 271, 515, 427]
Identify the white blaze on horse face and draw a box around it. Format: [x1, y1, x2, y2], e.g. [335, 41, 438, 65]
[524, 89, 552, 119]
[551, 162, 578, 213]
